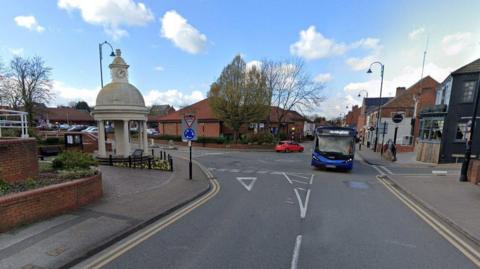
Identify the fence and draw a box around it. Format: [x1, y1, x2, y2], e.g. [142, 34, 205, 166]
[97, 149, 173, 171]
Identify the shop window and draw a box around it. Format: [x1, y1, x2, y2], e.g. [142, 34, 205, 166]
[455, 123, 467, 141]
[419, 117, 444, 141]
[462, 81, 476, 103]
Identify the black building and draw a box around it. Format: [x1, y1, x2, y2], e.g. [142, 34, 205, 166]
[418, 58, 480, 163]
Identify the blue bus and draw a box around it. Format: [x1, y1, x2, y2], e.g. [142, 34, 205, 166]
[311, 126, 356, 170]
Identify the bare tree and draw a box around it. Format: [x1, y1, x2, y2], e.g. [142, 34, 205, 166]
[4, 56, 52, 126]
[262, 59, 324, 133]
[208, 55, 270, 142]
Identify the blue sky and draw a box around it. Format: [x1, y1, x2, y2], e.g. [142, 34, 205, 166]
[1, 0, 479, 118]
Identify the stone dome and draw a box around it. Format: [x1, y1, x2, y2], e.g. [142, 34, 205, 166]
[95, 82, 145, 107]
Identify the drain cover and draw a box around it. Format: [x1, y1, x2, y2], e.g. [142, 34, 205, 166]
[344, 181, 369, 189]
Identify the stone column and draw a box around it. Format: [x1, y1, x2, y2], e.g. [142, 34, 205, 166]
[143, 121, 149, 153]
[123, 120, 130, 157]
[138, 120, 143, 150]
[98, 120, 106, 157]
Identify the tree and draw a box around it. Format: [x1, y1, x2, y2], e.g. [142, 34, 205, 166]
[262, 59, 324, 133]
[208, 55, 270, 142]
[74, 100, 90, 112]
[2, 56, 52, 126]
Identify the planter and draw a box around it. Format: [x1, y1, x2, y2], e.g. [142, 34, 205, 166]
[0, 173, 102, 232]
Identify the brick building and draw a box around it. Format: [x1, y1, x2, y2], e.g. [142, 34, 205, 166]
[365, 76, 439, 151]
[345, 105, 360, 128]
[35, 107, 95, 126]
[156, 98, 308, 139]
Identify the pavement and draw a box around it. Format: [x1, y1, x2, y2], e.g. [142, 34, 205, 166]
[75, 142, 477, 268]
[357, 146, 480, 247]
[0, 154, 210, 269]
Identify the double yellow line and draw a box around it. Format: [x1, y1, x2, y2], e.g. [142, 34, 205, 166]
[84, 178, 220, 269]
[377, 175, 480, 267]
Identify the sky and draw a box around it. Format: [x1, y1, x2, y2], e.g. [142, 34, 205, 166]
[1, 0, 479, 119]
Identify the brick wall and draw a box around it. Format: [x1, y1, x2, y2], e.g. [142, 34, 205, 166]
[0, 173, 102, 232]
[0, 138, 39, 183]
[197, 122, 221, 137]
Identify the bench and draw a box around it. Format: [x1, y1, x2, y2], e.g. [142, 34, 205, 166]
[38, 146, 61, 156]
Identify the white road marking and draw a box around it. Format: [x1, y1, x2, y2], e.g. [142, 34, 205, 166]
[372, 165, 386, 175]
[257, 170, 268, 174]
[290, 235, 303, 269]
[230, 169, 240, 173]
[217, 168, 227, 172]
[309, 174, 314, 185]
[236, 177, 257, 191]
[380, 166, 394, 175]
[288, 173, 310, 179]
[282, 172, 293, 184]
[432, 170, 448, 176]
[294, 188, 311, 219]
[208, 167, 216, 171]
[292, 179, 309, 185]
[271, 171, 283, 175]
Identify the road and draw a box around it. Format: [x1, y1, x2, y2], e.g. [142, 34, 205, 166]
[83, 142, 476, 269]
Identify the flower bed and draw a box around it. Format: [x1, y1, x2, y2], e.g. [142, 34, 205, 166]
[0, 173, 102, 232]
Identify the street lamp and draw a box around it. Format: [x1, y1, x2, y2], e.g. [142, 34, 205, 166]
[358, 89, 368, 98]
[367, 61, 385, 152]
[460, 73, 480, 182]
[99, 41, 115, 89]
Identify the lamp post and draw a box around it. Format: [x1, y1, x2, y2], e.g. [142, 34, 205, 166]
[99, 41, 115, 88]
[459, 73, 480, 182]
[367, 61, 385, 152]
[357, 89, 368, 98]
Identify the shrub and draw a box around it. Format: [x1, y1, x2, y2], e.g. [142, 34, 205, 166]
[0, 179, 10, 195]
[39, 161, 54, 172]
[24, 178, 38, 189]
[196, 136, 226, 144]
[38, 137, 64, 145]
[52, 151, 97, 170]
[57, 169, 97, 180]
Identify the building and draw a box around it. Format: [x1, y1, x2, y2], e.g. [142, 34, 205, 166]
[345, 105, 360, 128]
[417, 58, 480, 163]
[156, 98, 309, 139]
[357, 97, 392, 146]
[147, 105, 175, 128]
[362, 76, 438, 151]
[35, 107, 95, 126]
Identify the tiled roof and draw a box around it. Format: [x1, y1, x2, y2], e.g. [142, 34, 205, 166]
[157, 98, 306, 123]
[452, 58, 480, 75]
[382, 76, 439, 108]
[363, 97, 392, 108]
[37, 107, 94, 122]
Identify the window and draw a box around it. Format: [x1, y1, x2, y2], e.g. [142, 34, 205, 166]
[455, 123, 467, 141]
[462, 81, 476, 102]
[419, 117, 444, 140]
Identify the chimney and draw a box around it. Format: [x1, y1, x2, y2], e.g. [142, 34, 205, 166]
[396, 87, 406, 97]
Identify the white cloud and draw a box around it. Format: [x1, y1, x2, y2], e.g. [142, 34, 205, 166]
[14, 15, 45, 33]
[345, 54, 378, 71]
[51, 81, 100, 106]
[289, 26, 347, 60]
[8, 48, 24, 55]
[246, 60, 262, 70]
[154, 65, 164, 71]
[144, 89, 205, 108]
[160, 10, 207, 54]
[408, 27, 425, 40]
[345, 38, 382, 71]
[350, 38, 382, 50]
[58, 0, 154, 40]
[442, 32, 473, 56]
[314, 73, 333, 83]
[313, 93, 360, 119]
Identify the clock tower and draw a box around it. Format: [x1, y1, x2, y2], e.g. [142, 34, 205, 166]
[109, 49, 129, 83]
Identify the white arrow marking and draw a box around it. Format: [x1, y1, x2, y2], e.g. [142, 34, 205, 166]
[294, 188, 311, 219]
[236, 177, 257, 191]
[282, 172, 293, 184]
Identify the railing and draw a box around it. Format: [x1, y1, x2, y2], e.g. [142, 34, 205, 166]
[97, 149, 173, 171]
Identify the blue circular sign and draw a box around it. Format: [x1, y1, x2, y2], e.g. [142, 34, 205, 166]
[184, 128, 196, 140]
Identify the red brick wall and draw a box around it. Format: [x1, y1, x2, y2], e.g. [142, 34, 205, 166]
[468, 159, 480, 184]
[161, 122, 180, 136]
[0, 138, 39, 183]
[346, 106, 361, 127]
[0, 173, 102, 232]
[198, 122, 221, 137]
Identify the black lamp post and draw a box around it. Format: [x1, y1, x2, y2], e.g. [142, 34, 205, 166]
[367, 61, 385, 152]
[99, 41, 115, 88]
[460, 73, 480, 182]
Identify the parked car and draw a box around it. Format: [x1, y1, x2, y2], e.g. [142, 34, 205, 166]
[67, 125, 87, 132]
[147, 128, 159, 136]
[81, 126, 98, 133]
[59, 124, 70, 130]
[275, 141, 304, 153]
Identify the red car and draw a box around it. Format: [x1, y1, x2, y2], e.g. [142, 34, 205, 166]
[275, 141, 304, 153]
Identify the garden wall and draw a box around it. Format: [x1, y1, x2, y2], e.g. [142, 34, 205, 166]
[0, 138, 39, 183]
[0, 173, 102, 232]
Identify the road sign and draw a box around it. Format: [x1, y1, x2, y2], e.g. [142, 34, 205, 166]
[392, 113, 404, 124]
[181, 113, 197, 141]
[183, 128, 196, 140]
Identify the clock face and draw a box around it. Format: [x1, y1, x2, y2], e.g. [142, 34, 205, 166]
[116, 69, 126, 79]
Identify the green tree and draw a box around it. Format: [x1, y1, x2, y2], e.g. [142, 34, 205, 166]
[74, 101, 90, 112]
[208, 55, 270, 142]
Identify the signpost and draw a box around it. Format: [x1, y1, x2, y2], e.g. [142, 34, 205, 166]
[392, 113, 404, 145]
[182, 113, 197, 180]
